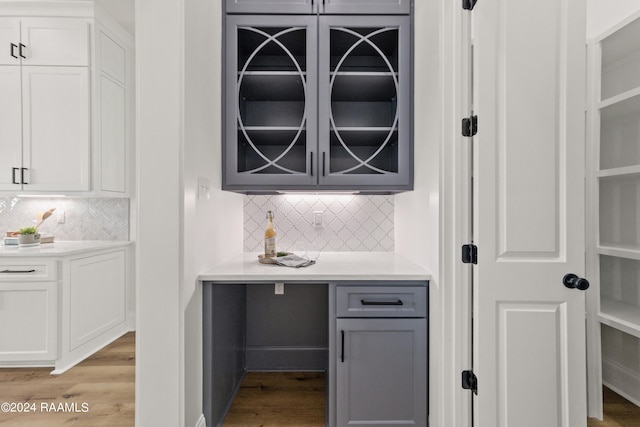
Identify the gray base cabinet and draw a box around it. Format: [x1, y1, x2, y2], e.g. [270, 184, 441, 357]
[336, 318, 427, 426]
[203, 281, 428, 427]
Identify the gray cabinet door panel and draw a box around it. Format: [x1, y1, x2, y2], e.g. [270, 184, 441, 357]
[226, 0, 316, 14]
[336, 318, 427, 426]
[225, 15, 318, 188]
[321, 0, 410, 15]
[318, 15, 412, 189]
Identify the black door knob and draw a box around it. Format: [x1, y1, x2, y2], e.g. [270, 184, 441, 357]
[563, 273, 589, 291]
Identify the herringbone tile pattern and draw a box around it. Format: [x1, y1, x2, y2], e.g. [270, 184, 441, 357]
[0, 198, 129, 241]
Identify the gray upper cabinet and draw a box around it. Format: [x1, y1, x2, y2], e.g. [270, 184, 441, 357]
[223, 9, 412, 193]
[225, 15, 318, 188]
[318, 15, 411, 189]
[225, 0, 410, 15]
[321, 0, 410, 15]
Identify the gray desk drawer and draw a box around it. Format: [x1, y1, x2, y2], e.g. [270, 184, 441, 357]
[336, 286, 427, 318]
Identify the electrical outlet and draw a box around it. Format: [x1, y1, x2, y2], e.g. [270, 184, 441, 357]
[313, 211, 324, 228]
[275, 282, 284, 295]
[57, 211, 65, 224]
[198, 177, 211, 200]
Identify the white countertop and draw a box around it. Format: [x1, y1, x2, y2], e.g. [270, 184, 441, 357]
[0, 240, 132, 257]
[199, 252, 431, 282]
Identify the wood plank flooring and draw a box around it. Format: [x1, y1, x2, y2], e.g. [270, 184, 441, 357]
[0, 332, 134, 427]
[223, 372, 325, 426]
[588, 387, 640, 427]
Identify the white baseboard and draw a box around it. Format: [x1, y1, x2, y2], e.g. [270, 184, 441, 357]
[194, 414, 206, 427]
[602, 357, 640, 407]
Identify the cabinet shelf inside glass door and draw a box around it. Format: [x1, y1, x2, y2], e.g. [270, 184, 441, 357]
[237, 26, 309, 175]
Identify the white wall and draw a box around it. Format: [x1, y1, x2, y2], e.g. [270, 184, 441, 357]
[135, 1, 182, 426]
[183, 0, 244, 426]
[394, 0, 448, 425]
[587, 0, 640, 38]
[136, 1, 243, 426]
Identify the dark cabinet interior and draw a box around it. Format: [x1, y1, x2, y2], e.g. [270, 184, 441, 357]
[223, 8, 412, 193]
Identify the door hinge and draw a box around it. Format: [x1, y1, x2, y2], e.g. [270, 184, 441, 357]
[462, 115, 478, 137]
[462, 370, 478, 394]
[461, 244, 478, 264]
[462, 0, 478, 11]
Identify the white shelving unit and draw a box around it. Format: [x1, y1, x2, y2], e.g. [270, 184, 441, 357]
[587, 11, 640, 415]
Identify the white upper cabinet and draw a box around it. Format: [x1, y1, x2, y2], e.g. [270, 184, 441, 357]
[21, 66, 90, 191]
[0, 5, 134, 196]
[0, 67, 22, 190]
[0, 17, 89, 66]
[0, 18, 20, 65]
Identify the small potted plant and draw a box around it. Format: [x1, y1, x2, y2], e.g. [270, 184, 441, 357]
[18, 226, 40, 246]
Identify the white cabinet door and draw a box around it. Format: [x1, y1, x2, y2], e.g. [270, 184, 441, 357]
[68, 250, 126, 351]
[20, 18, 89, 66]
[0, 282, 57, 362]
[21, 66, 90, 191]
[0, 66, 22, 190]
[0, 18, 21, 65]
[473, 0, 587, 426]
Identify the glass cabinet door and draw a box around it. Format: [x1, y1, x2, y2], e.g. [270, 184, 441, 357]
[225, 15, 317, 189]
[318, 16, 411, 190]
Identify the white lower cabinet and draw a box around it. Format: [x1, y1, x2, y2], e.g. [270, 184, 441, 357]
[0, 245, 133, 372]
[0, 259, 57, 363]
[68, 250, 126, 349]
[0, 282, 57, 363]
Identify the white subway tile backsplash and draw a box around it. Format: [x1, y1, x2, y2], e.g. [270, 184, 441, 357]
[244, 195, 394, 252]
[0, 198, 129, 241]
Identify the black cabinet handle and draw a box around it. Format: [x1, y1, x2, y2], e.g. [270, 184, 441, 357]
[1, 269, 36, 274]
[12, 167, 19, 184]
[21, 168, 28, 184]
[322, 152, 326, 176]
[361, 299, 404, 306]
[340, 330, 344, 362]
[19, 43, 26, 59]
[10, 43, 18, 59]
[310, 152, 314, 176]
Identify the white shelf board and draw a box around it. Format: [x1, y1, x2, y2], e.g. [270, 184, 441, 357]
[238, 71, 307, 76]
[330, 71, 398, 76]
[242, 126, 304, 131]
[597, 165, 640, 178]
[599, 86, 640, 111]
[597, 244, 640, 260]
[332, 126, 395, 132]
[599, 297, 640, 339]
[600, 16, 640, 68]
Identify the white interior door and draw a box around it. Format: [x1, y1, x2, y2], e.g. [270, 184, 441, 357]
[472, 0, 587, 426]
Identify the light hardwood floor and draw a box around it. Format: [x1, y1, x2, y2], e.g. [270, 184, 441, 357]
[223, 372, 325, 426]
[0, 332, 134, 427]
[588, 387, 640, 427]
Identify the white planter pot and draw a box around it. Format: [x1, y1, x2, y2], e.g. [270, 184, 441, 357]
[18, 233, 41, 246]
